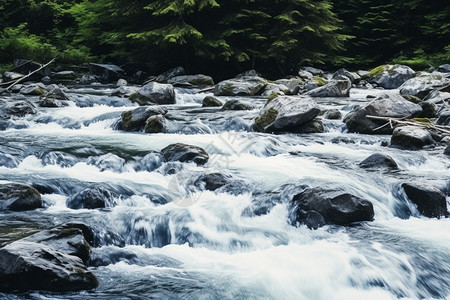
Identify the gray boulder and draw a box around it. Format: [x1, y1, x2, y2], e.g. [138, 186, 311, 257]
[167, 74, 214, 86]
[332, 68, 360, 83]
[144, 114, 166, 133]
[121, 106, 167, 131]
[423, 89, 450, 104]
[0, 241, 98, 292]
[222, 100, 251, 111]
[89, 63, 127, 83]
[253, 96, 320, 133]
[359, 153, 398, 169]
[214, 76, 267, 96]
[0, 183, 42, 211]
[399, 72, 450, 99]
[194, 173, 229, 191]
[52, 70, 77, 80]
[161, 143, 209, 165]
[79, 75, 99, 84]
[292, 187, 374, 227]
[20, 84, 47, 96]
[0, 100, 37, 119]
[437, 110, 450, 126]
[437, 64, 450, 73]
[274, 78, 303, 95]
[402, 183, 448, 218]
[260, 83, 288, 97]
[202, 96, 222, 107]
[301, 67, 323, 76]
[368, 64, 415, 89]
[445, 145, 450, 155]
[129, 82, 175, 105]
[323, 109, 342, 120]
[391, 126, 434, 149]
[305, 79, 351, 97]
[298, 70, 314, 80]
[344, 93, 422, 134]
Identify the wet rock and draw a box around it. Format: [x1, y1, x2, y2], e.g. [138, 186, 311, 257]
[13, 59, 51, 79]
[66, 187, 116, 209]
[295, 118, 324, 133]
[295, 210, 326, 230]
[121, 106, 167, 131]
[144, 114, 166, 133]
[0, 183, 42, 211]
[155, 66, 185, 83]
[202, 96, 222, 107]
[324, 109, 342, 120]
[436, 110, 450, 126]
[368, 64, 415, 89]
[399, 72, 449, 99]
[0, 100, 37, 119]
[402, 94, 422, 104]
[222, 100, 251, 111]
[292, 187, 374, 226]
[41, 76, 51, 84]
[332, 68, 360, 83]
[359, 153, 398, 169]
[194, 173, 229, 191]
[20, 84, 47, 96]
[41, 151, 78, 168]
[79, 74, 99, 84]
[116, 78, 127, 86]
[129, 82, 175, 105]
[391, 126, 434, 149]
[87, 153, 125, 172]
[214, 76, 267, 96]
[402, 183, 448, 218]
[305, 79, 351, 97]
[344, 93, 422, 134]
[39, 97, 62, 108]
[0, 241, 98, 292]
[23, 223, 93, 263]
[53, 70, 77, 80]
[418, 101, 436, 118]
[3, 71, 23, 81]
[160, 143, 209, 165]
[135, 152, 163, 172]
[167, 74, 214, 86]
[423, 89, 450, 104]
[254, 95, 320, 133]
[445, 145, 450, 155]
[89, 63, 127, 83]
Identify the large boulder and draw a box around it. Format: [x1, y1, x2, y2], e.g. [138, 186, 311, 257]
[305, 79, 351, 97]
[292, 187, 374, 227]
[391, 126, 435, 149]
[121, 106, 167, 131]
[368, 64, 415, 89]
[344, 93, 422, 134]
[89, 63, 127, 83]
[402, 183, 448, 218]
[23, 223, 93, 263]
[167, 74, 214, 86]
[359, 153, 398, 169]
[253, 96, 320, 133]
[423, 89, 450, 104]
[160, 143, 209, 165]
[0, 183, 42, 211]
[129, 82, 175, 105]
[66, 187, 115, 209]
[399, 72, 450, 99]
[214, 76, 267, 96]
[0, 241, 98, 292]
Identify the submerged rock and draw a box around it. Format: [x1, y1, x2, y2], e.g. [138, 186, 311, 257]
[368, 64, 415, 89]
[214, 76, 267, 96]
[359, 153, 398, 169]
[344, 93, 422, 134]
[292, 187, 374, 227]
[121, 106, 167, 131]
[402, 183, 448, 218]
[0, 241, 98, 292]
[202, 96, 222, 107]
[0, 183, 42, 211]
[254, 95, 320, 133]
[161, 143, 209, 165]
[66, 187, 116, 209]
[391, 126, 434, 149]
[129, 82, 175, 105]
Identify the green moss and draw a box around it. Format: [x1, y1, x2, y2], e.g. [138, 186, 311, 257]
[202, 96, 222, 107]
[266, 93, 279, 105]
[254, 108, 278, 132]
[314, 76, 326, 86]
[121, 110, 132, 131]
[369, 65, 386, 78]
[411, 117, 431, 124]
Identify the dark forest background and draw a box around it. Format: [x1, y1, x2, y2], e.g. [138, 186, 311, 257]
[1, 0, 449, 78]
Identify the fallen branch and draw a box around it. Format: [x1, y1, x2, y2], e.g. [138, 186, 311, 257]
[366, 115, 450, 135]
[196, 86, 215, 93]
[0, 58, 55, 94]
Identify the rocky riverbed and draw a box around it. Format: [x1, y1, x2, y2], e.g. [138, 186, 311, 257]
[0, 62, 449, 299]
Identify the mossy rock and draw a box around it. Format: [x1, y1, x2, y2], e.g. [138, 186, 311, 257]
[254, 108, 278, 132]
[129, 92, 155, 105]
[369, 65, 387, 78]
[313, 76, 326, 86]
[202, 96, 222, 107]
[402, 95, 422, 104]
[266, 93, 279, 105]
[144, 115, 166, 133]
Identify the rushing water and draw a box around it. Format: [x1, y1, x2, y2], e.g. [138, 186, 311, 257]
[0, 86, 449, 299]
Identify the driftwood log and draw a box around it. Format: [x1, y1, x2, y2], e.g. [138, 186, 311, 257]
[366, 115, 450, 135]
